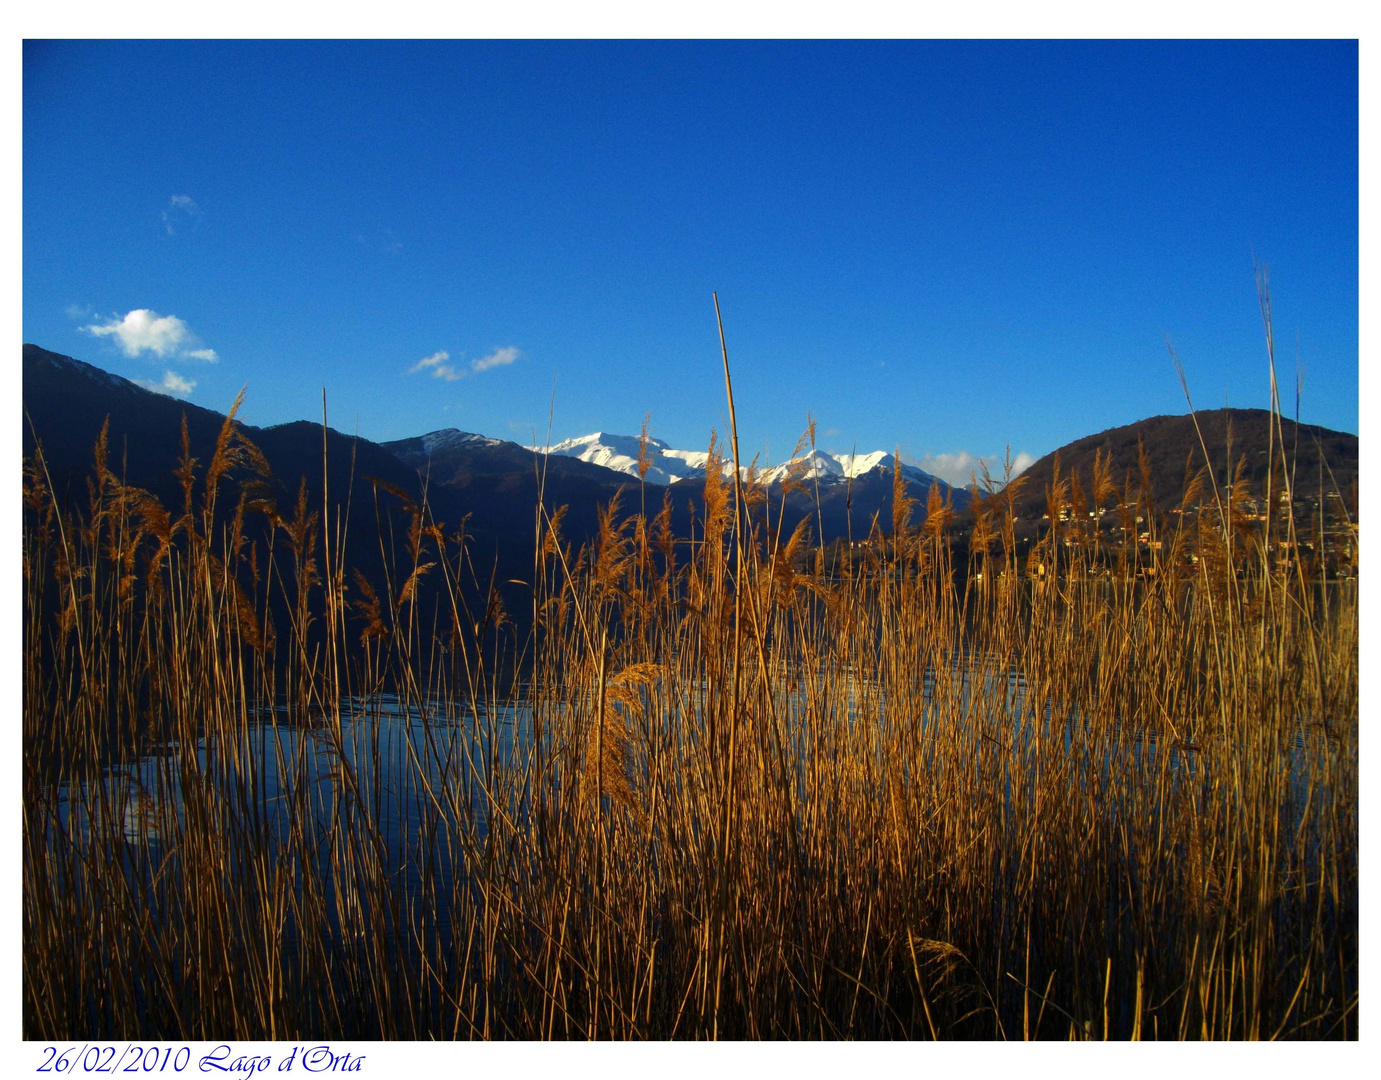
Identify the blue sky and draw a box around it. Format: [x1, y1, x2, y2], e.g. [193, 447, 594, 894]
[22, 39, 1358, 484]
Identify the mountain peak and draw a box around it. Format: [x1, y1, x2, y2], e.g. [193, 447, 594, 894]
[532, 431, 697, 486]
[24, 342, 138, 395]
[417, 428, 503, 456]
[529, 430, 953, 493]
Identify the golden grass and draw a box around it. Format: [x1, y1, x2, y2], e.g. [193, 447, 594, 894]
[22, 302, 1357, 1040]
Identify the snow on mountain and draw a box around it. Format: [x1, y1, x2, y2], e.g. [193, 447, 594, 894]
[418, 428, 505, 456]
[532, 432, 719, 486]
[755, 448, 898, 485]
[530, 432, 949, 490]
[32, 346, 139, 394]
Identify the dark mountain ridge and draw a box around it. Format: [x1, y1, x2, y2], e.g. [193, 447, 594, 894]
[24, 343, 446, 549]
[1007, 409, 1358, 527]
[25, 346, 1356, 588]
[400, 425, 972, 548]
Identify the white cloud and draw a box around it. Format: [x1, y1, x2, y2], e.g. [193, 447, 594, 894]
[85, 309, 192, 357]
[408, 350, 462, 381]
[912, 450, 1034, 489]
[163, 194, 201, 234]
[407, 346, 521, 382]
[133, 370, 197, 399]
[80, 308, 218, 363]
[471, 346, 520, 373]
[409, 351, 449, 373]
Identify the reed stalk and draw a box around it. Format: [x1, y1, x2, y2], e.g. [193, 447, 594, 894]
[22, 298, 1357, 1041]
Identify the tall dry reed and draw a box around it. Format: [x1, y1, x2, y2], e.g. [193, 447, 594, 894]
[22, 300, 1357, 1040]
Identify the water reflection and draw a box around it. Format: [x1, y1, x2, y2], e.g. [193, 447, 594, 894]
[55, 653, 1332, 897]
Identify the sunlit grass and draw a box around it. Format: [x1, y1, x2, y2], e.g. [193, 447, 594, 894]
[22, 303, 1357, 1040]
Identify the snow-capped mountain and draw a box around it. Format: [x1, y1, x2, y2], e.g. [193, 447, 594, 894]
[531, 432, 707, 486]
[415, 428, 505, 456]
[530, 432, 948, 491]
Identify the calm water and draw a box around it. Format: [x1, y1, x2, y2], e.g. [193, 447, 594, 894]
[52, 653, 1336, 901]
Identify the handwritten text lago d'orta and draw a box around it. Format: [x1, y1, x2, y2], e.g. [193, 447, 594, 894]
[200, 1045, 365, 1075]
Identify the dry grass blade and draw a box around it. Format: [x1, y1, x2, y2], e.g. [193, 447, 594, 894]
[21, 292, 1357, 1043]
